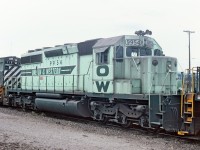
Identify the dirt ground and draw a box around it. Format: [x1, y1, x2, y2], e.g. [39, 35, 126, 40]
[0, 107, 200, 150]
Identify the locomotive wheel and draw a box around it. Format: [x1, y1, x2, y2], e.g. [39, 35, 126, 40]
[102, 116, 109, 124]
[139, 116, 149, 128]
[121, 120, 132, 128]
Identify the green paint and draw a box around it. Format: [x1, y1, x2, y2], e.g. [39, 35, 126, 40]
[21, 66, 76, 76]
[95, 81, 110, 92]
[96, 65, 109, 76]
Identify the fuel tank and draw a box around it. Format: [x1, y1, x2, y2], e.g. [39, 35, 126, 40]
[35, 98, 91, 117]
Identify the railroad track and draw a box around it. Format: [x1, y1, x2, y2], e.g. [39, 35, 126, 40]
[25, 110, 200, 142]
[1, 105, 200, 142]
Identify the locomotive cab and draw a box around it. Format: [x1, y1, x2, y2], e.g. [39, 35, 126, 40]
[90, 32, 179, 128]
[92, 34, 177, 95]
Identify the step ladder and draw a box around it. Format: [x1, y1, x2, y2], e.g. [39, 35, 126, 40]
[178, 93, 194, 135]
[183, 93, 194, 123]
[178, 67, 197, 135]
[150, 99, 164, 127]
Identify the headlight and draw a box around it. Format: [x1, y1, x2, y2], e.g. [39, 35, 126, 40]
[152, 60, 158, 66]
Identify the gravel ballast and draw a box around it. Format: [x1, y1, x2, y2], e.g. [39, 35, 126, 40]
[0, 107, 200, 150]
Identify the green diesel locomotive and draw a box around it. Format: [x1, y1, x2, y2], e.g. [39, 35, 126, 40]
[0, 30, 199, 136]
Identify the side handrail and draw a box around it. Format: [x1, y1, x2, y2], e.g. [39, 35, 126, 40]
[131, 56, 139, 72]
[180, 72, 185, 118]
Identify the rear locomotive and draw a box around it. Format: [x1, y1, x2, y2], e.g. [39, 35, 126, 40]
[5, 30, 199, 135]
[0, 56, 20, 104]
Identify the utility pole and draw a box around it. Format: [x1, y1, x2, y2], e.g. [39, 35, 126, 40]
[183, 30, 195, 92]
[183, 30, 195, 74]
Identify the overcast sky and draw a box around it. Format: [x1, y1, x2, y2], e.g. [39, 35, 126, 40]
[0, 0, 199, 71]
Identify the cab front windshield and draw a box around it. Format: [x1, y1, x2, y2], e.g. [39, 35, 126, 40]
[126, 46, 152, 57]
[126, 46, 163, 57]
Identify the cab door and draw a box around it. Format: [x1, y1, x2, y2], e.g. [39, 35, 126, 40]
[92, 46, 114, 94]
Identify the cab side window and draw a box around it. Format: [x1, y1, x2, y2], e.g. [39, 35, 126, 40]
[154, 49, 163, 56]
[126, 47, 138, 57]
[116, 46, 123, 62]
[96, 48, 109, 65]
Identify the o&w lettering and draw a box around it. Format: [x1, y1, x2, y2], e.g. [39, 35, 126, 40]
[95, 81, 110, 92]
